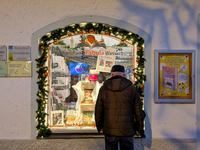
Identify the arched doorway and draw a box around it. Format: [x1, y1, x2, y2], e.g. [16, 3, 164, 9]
[31, 15, 152, 139]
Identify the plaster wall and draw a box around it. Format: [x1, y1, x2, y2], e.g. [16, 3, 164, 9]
[0, 0, 199, 140]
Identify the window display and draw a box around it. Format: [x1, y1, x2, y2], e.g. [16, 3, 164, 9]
[47, 34, 135, 131]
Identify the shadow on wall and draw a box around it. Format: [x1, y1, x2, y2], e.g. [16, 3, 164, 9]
[119, 0, 198, 149]
[119, 0, 197, 49]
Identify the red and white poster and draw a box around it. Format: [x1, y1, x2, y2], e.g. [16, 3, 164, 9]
[96, 48, 116, 73]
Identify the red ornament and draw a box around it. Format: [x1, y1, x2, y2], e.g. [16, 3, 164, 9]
[120, 38, 125, 43]
[68, 32, 72, 37]
[105, 31, 109, 36]
[44, 72, 49, 77]
[137, 47, 141, 51]
[140, 84, 144, 89]
[40, 46, 45, 50]
[54, 39, 58, 43]
[89, 29, 94, 34]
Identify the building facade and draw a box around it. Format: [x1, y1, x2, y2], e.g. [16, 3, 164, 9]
[0, 0, 200, 149]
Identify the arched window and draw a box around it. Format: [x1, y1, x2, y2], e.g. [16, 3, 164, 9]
[36, 23, 145, 137]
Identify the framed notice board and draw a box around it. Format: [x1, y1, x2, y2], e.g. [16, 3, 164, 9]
[155, 50, 196, 103]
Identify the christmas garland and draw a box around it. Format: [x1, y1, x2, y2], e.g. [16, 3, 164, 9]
[35, 23, 146, 138]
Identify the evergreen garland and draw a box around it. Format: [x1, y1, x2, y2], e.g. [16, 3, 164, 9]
[36, 23, 146, 138]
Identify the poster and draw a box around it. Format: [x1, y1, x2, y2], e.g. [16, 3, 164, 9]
[0, 61, 7, 76]
[155, 50, 195, 103]
[96, 48, 116, 72]
[159, 54, 191, 98]
[7, 61, 32, 77]
[9, 45, 30, 61]
[50, 111, 64, 126]
[0, 45, 7, 61]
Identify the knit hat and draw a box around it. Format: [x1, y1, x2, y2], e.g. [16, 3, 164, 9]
[111, 65, 125, 73]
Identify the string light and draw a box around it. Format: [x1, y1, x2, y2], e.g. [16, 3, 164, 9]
[37, 22, 145, 138]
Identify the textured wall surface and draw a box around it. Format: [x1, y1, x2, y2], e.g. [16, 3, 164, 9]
[0, 139, 197, 150]
[0, 0, 200, 140]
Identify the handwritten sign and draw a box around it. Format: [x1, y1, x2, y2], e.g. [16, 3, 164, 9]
[8, 61, 31, 77]
[0, 45, 7, 61]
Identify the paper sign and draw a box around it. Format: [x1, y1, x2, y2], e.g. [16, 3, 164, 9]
[8, 61, 31, 77]
[96, 48, 116, 72]
[0, 61, 7, 76]
[9, 46, 31, 61]
[0, 45, 7, 61]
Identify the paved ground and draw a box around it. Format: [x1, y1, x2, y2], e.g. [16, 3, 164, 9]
[0, 138, 197, 150]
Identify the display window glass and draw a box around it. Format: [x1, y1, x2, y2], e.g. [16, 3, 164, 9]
[46, 33, 136, 131]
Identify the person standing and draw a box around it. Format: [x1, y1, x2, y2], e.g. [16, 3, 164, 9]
[95, 65, 145, 150]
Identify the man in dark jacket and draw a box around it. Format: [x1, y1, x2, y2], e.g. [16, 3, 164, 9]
[95, 65, 144, 150]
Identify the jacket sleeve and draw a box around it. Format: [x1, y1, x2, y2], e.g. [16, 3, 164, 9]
[133, 87, 145, 136]
[95, 87, 104, 132]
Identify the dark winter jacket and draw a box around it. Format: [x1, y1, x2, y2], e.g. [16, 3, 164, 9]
[95, 75, 144, 136]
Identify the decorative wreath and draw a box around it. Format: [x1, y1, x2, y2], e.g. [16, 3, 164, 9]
[35, 23, 146, 138]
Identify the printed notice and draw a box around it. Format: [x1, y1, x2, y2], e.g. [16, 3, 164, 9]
[8, 61, 31, 77]
[9, 46, 31, 61]
[0, 61, 7, 76]
[0, 45, 7, 61]
[159, 54, 190, 97]
[96, 48, 116, 73]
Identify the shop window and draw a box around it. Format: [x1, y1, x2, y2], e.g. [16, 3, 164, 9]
[36, 23, 145, 137]
[48, 34, 135, 130]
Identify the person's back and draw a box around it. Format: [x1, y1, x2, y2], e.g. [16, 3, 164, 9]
[95, 65, 144, 150]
